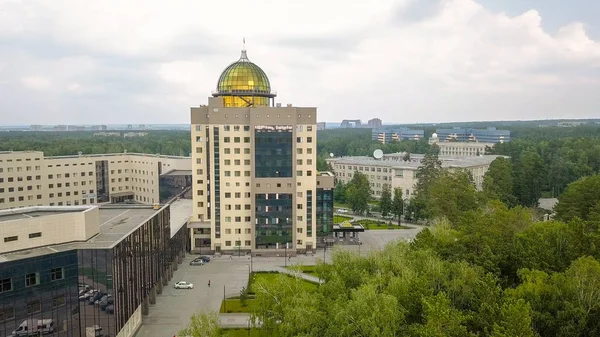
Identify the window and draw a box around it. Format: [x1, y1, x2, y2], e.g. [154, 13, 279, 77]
[50, 267, 64, 281]
[25, 273, 39, 287]
[29, 232, 42, 238]
[0, 307, 15, 321]
[4, 236, 17, 243]
[244, 137, 250, 143]
[27, 300, 41, 314]
[245, 240, 251, 246]
[234, 137, 240, 143]
[244, 148, 250, 154]
[307, 137, 313, 143]
[225, 228, 232, 234]
[224, 137, 230, 143]
[0, 278, 12, 292]
[225, 241, 232, 246]
[297, 148, 303, 154]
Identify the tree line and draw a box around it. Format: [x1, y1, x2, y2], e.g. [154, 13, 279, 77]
[235, 170, 600, 336]
[0, 131, 191, 156]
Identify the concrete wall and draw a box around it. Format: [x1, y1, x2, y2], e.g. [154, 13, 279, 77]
[0, 206, 99, 253]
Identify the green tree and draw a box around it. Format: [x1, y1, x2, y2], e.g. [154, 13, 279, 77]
[483, 157, 517, 207]
[427, 170, 478, 224]
[346, 171, 371, 215]
[333, 181, 347, 204]
[491, 299, 536, 337]
[178, 311, 221, 337]
[555, 174, 600, 222]
[412, 144, 443, 219]
[380, 183, 392, 216]
[513, 151, 546, 207]
[392, 187, 404, 224]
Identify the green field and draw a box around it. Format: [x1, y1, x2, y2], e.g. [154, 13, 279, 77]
[220, 298, 258, 313]
[334, 215, 353, 224]
[248, 272, 318, 294]
[285, 265, 318, 274]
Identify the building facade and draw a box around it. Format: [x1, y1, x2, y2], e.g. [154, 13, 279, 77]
[328, 154, 504, 199]
[372, 128, 425, 143]
[367, 118, 382, 129]
[434, 127, 510, 143]
[189, 48, 334, 254]
[0, 202, 189, 337]
[428, 133, 494, 157]
[0, 151, 191, 210]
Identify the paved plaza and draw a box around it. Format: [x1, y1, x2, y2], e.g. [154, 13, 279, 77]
[134, 226, 424, 337]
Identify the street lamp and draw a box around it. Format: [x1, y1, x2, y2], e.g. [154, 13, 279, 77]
[237, 238, 241, 257]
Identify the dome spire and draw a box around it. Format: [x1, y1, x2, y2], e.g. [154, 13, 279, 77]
[240, 37, 248, 60]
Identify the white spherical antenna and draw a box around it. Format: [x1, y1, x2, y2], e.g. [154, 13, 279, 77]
[373, 149, 383, 159]
[432, 133, 438, 138]
[329, 153, 334, 158]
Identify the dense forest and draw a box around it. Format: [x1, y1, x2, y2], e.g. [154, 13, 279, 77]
[3, 124, 600, 202]
[0, 131, 191, 156]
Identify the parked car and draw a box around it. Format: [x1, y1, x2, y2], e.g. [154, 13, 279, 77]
[89, 292, 105, 305]
[95, 294, 112, 306]
[199, 256, 211, 263]
[190, 259, 204, 266]
[174, 281, 194, 289]
[79, 283, 90, 291]
[105, 305, 114, 314]
[100, 297, 114, 311]
[79, 289, 98, 301]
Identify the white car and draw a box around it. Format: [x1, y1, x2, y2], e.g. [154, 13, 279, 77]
[174, 281, 194, 289]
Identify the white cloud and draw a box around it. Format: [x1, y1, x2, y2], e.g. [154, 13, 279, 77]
[0, 0, 598, 124]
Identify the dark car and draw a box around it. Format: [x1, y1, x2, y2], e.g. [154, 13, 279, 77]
[199, 256, 211, 263]
[89, 292, 104, 305]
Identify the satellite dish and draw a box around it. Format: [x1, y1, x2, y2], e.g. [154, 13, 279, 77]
[329, 153, 334, 158]
[373, 149, 383, 159]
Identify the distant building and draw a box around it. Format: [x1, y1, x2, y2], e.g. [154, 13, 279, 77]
[123, 132, 148, 138]
[372, 128, 425, 143]
[93, 132, 121, 137]
[557, 121, 586, 127]
[30, 125, 44, 131]
[367, 118, 382, 129]
[67, 125, 86, 131]
[317, 122, 326, 130]
[53, 125, 68, 131]
[340, 119, 362, 128]
[435, 127, 510, 143]
[429, 133, 494, 157]
[327, 154, 504, 199]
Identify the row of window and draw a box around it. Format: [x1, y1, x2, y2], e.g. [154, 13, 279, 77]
[224, 228, 252, 234]
[3, 232, 41, 243]
[0, 295, 66, 321]
[0, 268, 64, 293]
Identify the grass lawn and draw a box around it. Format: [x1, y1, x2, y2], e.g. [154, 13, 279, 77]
[248, 272, 319, 294]
[285, 265, 318, 274]
[334, 215, 353, 224]
[358, 219, 412, 230]
[220, 298, 258, 313]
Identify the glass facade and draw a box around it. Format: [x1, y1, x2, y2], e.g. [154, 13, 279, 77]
[0, 206, 189, 337]
[316, 188, 334, 237]
[254, 126, 293, 178]
[0, 251, 79, 337]
[306, 190, 313, 238]
[213, 127, 221, 241]
[159, 174, 192, 203]
[255, 193, 293, 249]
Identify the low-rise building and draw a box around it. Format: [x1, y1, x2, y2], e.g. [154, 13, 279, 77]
[0, 151, 191, 210]
[434, 127, 510, 143]
[428, 133, 494, 157]
[372, 128, 425, 144]
[328, 153, 504, 199]
[0, 199, 190, 337]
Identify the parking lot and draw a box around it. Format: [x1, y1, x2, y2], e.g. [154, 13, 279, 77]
[134, 227, 424, 337]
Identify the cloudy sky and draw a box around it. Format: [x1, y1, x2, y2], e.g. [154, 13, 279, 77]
[1, 0, 598, 125]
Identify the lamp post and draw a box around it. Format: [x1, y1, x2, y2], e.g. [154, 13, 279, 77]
[284, 242, 288, 267]
[237, 238, 241, 257]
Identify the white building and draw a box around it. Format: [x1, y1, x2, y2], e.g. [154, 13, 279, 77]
[327, 153, 504, 199]
[428, 133, 495, 157]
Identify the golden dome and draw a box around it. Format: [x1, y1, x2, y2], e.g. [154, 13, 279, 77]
[214, 49, 276, 107]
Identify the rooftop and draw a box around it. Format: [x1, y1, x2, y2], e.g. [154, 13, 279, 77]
[0, 207, 88, 223]
[161, 169, 193, 176]
[329, 154, 504, 170]
[0, 199, 193, 263]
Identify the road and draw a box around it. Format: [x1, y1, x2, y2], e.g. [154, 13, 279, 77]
[134, 227, 424, 337]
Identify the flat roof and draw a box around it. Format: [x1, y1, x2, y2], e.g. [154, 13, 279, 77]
[330, 155, 504, 169]
[0, 201, 193, 263]
[0, 206, 94, 223]
[161, 169, 193, 176]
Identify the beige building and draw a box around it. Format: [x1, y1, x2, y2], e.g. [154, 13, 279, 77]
[189, 47, 334, 254]
[0, 151, 191, 210]
[328, 153, 504, 199]
[429, 133, 495, 157]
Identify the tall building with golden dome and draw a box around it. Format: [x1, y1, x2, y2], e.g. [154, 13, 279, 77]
[190, 47, 334, 255]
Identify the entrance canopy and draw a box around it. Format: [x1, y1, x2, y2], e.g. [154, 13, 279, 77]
[333, 220, 365, 233]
